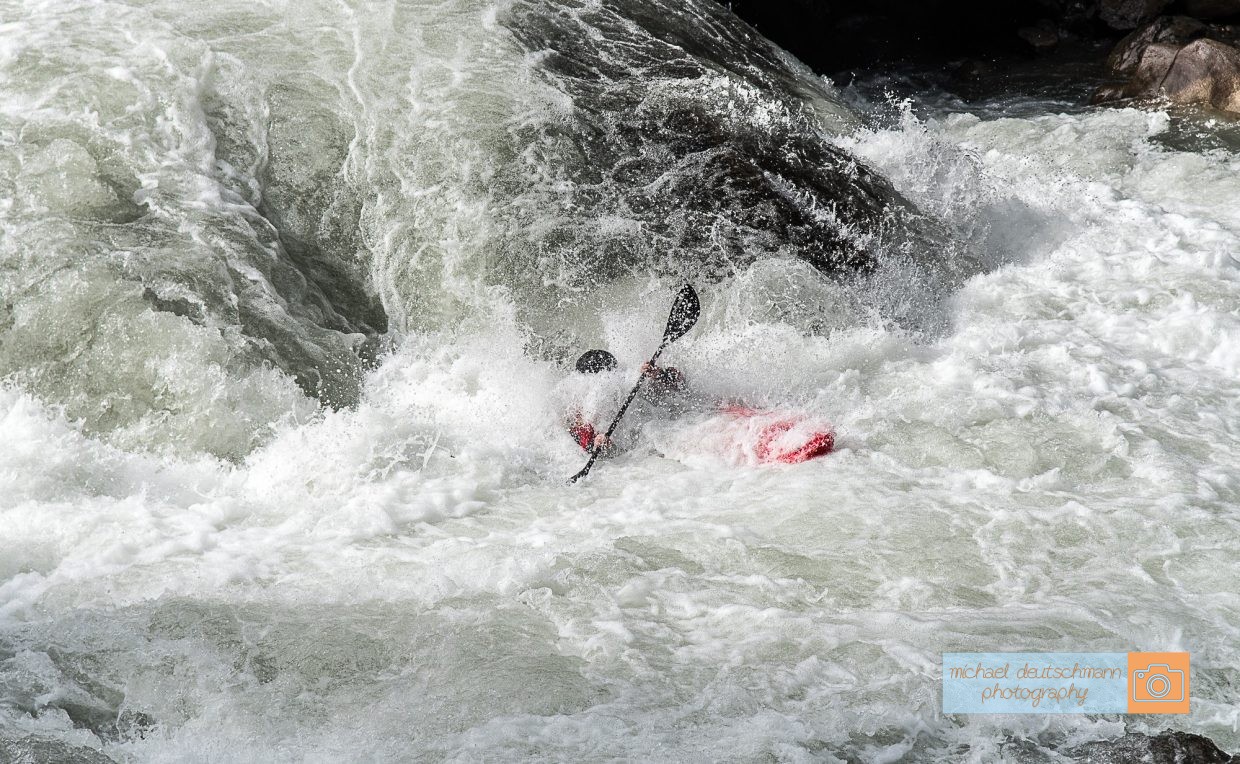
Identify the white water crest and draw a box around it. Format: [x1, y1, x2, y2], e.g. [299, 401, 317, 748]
[2, 0, 1239, 761]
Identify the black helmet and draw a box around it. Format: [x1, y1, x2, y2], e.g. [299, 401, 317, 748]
[575, 349, 617, 374]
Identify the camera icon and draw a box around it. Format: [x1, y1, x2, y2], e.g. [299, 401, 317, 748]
[1131, 664, 1185, 703]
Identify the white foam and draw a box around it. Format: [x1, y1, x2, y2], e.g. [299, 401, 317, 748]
[2, 2, 1239, 761]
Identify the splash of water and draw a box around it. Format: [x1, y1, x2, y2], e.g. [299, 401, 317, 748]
[2, 0, 1239, 761]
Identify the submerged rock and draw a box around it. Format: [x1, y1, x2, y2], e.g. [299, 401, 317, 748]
[0, 735, 116, 764]
[501, 0, 948, 287]
[1066, 731, 1240, 763]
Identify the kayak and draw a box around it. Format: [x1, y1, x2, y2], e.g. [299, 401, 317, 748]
[657, 405, 835, 467]
[716, 405, 835, 464]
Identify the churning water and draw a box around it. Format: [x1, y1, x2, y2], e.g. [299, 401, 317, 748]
[1, 0, 1238, 761]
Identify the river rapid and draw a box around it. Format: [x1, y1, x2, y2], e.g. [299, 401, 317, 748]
[1, 0, 1238, 761]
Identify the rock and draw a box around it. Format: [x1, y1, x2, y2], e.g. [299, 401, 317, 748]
[1091, 82, 1130, 102]
[1045, 0, 1101, 34]
[1100, 0, 1173, 29]
[1116, 40, 1182, 92]
[1093, 40, 1182, 103]
[1106, 16, 1208, 75]
[1066, 731, 1240, 763]
[1185, 0, 1240, 20]
[502, 0, 946, 283]
[1160, 37, 1240, 110]
[1018, 20, 1062, 50]
[1094, 36, 1240, 113]
[0, 735, 117, 764]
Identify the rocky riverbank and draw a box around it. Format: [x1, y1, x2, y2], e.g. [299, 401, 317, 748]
[721, 0, 1240, 114]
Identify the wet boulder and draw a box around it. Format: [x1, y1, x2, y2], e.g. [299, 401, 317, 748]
[1095, 36, 1240, 113]
[1105, 16, 1209, 75]
[1159, 37, 1240, 110]
[499, 0, 949, 289]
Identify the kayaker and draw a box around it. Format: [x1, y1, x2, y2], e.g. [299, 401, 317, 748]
[567, 349, 686, 452]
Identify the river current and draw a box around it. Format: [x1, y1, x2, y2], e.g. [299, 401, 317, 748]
[1, 0, 1238, 761]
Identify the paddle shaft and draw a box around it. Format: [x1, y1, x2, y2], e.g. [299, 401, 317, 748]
[568, 343, 671, 483]
[569, 284, 698, 484]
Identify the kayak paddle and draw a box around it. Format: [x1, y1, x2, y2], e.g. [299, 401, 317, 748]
[569, 283, 700, 483]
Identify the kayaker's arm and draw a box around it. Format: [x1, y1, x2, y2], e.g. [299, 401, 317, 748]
[568, 420, 614, 453]
[641, 362, 685, 394]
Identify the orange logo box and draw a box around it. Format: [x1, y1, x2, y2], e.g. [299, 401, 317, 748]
[1127, 652, 1190, 714]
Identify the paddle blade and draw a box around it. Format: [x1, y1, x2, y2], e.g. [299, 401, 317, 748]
[663, 283, 699, 345]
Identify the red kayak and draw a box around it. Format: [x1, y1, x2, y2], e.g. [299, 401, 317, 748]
[717, 405, 835, 464]
[657, 405, 834, 466]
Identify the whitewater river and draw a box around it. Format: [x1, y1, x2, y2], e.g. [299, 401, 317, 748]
[1, 0, 1238, 761]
